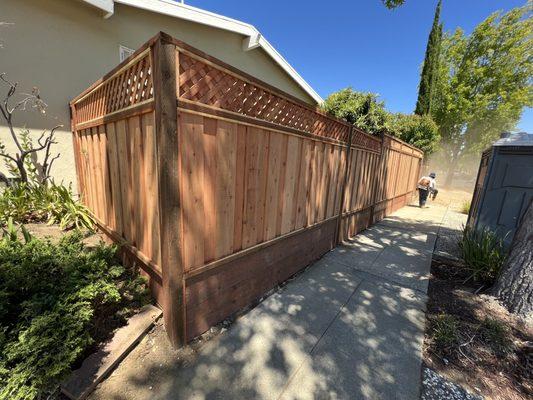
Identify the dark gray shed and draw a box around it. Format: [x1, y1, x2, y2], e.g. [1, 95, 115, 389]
[468, 132, 533, 247]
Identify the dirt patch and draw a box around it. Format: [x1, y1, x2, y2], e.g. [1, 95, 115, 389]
[430, 188, 473, 213]
[424, 259, 533, 400]
[23, 222, 106, 247]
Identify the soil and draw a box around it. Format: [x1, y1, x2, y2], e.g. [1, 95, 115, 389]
[431, 188, 473, 213]
[424, 259, 533, 400]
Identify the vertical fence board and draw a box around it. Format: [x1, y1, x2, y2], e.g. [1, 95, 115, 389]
[232, 125, 246, 252]
[71, 34, 424, 346]
[203, 118, 217, 263]
[180, 112, 205, 271]
[281, 135, 300, 234]
[264, 132, 283, 240]
[215, 120, 237, 259]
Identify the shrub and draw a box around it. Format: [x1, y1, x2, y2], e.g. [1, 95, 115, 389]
[0, 182, 94, 230]
[0, 226, 148, 399]
[387, 113, 441, 155]
[432, 313, 459, 349]
[459, 226, 506, 284]
[322, 88, 390, 135]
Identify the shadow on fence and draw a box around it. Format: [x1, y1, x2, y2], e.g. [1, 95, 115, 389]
[69, 32, 424, 347]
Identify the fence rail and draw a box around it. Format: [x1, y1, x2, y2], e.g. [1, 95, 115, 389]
[70, 32, 423, 346]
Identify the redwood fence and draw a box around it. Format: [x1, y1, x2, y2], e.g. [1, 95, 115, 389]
[70, 32, 423, 347]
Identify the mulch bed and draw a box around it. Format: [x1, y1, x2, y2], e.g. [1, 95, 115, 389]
[424, 259, 533, 400]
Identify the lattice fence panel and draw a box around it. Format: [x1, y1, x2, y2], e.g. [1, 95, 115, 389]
[74, 51, 153, 125]
[351, 129, 382, 153]
[178, 53, 351, 143]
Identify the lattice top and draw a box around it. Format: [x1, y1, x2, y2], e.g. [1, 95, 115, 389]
[178, 53, 351, 143]
[352, 129, 382, 153]
[73, 50, 153, 125]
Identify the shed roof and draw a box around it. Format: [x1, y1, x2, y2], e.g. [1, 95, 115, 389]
[81, 0, 323, 104]
[493, 132, 533, 147]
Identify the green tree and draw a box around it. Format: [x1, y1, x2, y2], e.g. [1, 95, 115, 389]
[415, 0, 443, 115]
[383, 0, 405, 9]
[389, 113, 441, 154]
[432, 5, 533, 186]
[322, 88, 389, 135]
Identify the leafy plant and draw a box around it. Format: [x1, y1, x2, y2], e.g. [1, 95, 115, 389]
[388, 113, 441, 155]
[322, 88, 390, 136]
[0, 182, 94, 230]
[0, 229, 148, 399]
[459, 226, 506, 284]
[431, 5, 533, 186]
[383, 0, 405, 9]
[432, 313, 459, 349]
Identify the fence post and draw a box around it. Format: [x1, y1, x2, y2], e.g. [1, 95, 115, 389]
[335, 125, 354, 244]
[370, 132, 387, 225]
[153, 34, 185, 348]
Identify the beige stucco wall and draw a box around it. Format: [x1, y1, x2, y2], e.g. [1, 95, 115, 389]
[0, 0, 316, 187]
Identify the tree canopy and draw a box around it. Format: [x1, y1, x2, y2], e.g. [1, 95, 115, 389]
[415, 0, 443, 115]
[322, 88, 390, 135]
[431, 5, 533, 184]
[322, 88, 440, 155]
[389, 113, 440, 154]
[382, 0, 405, 9]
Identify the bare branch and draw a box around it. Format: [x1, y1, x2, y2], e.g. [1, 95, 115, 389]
[0, 73, 61, 183]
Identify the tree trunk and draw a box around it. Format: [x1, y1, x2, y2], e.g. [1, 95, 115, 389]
[492, 200, 533, 317]
[443, 157, 457, 188]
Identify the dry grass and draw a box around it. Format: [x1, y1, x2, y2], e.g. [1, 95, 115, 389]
[431, 188, 474, 213]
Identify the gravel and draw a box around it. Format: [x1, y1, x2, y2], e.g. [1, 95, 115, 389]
[421, 367, 484, 400]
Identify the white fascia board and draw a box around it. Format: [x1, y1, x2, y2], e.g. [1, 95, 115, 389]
[81, 0, 114, 18]
[114, 0, 323, 104]
[116, 0, 253, 36]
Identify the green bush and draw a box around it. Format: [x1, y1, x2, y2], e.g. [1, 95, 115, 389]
[0, 226, 148, 400]
[387, 113, 441, 155]
[322, 88, 390, 135]
[0, 182, 94, 230]
[459, 226, 506, 284]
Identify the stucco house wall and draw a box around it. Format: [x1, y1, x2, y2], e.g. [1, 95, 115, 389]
[0, 0, 316, 186]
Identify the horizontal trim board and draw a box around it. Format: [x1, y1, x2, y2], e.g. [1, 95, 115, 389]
[74, 100, 155, 130]
[184, 218, 337, 339]
[184, 215, 339, 280]
[93, 216, 163, 279]
[178, 101, 350, 148]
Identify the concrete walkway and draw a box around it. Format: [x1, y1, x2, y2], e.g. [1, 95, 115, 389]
[90, 203, 449, 400]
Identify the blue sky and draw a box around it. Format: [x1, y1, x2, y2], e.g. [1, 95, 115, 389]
[186, 0, 531, 132]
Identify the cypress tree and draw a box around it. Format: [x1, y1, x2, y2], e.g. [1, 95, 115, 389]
[415, 0, 442, 115]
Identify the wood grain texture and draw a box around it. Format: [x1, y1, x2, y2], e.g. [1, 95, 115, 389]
[70, 34, 424, 346]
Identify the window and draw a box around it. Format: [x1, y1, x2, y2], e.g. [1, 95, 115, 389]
[119, 45, 135, 62]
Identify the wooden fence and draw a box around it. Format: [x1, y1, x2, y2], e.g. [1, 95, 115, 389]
[70, 32, 423, 347]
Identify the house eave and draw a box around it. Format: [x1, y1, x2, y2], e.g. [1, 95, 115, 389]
[82, 0, 323, 104]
